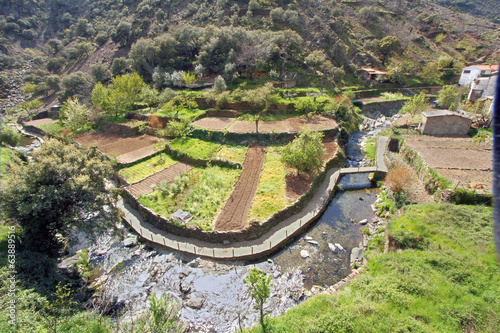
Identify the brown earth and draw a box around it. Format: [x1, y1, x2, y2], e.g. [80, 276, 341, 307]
[285, 140, 339, 201]
[214, 145, 266, 232]
[403, 134, 492, 192]
[191, 117, 235, 131]
[74, 132, 163, 164]
[226, 115, 338, 133]
[25, 118, 58, 127]
[127, 162, 194, 197]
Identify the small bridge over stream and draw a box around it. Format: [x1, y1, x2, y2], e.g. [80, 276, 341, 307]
[118, 136, 389, 260]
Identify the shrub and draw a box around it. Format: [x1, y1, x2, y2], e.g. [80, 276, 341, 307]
[0, 125, 21, 146]
[213, 75, 226, 93]
[281, 127, 325, 175]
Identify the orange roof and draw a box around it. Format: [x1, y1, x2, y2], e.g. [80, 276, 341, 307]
[475, 64, 499, 71]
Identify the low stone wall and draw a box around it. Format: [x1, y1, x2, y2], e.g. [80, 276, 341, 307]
[190, 126, 339, 144]
[361, 100, 406, 116]
[120, 149, 345, 244]
[22, 125, 49, 138]
[101, 123, 140, 136]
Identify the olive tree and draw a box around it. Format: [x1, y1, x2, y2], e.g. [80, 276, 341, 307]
[281, 127, 325, 175]
[1, 139, 119, 256]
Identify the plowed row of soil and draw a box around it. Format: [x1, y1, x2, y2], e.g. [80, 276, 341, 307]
[226, 115, 338, 133]
[214, 146, 266, 232]
[74, 132, 162, 164]
[191, 117, 235, 131]
[127, 162, 193, 197]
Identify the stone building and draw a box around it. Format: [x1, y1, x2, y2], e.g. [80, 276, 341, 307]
[419, 110, 472, 136]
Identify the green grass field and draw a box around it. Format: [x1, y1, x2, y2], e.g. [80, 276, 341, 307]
[217, 145, 248, 164]
[118, 153, 177, 183]
[168, 137, 221, 160]
[248, 146, 289, 222]
[252, 203, 499, 332]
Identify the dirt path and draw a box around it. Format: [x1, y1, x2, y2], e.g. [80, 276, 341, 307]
[214, 146, 266, 231]
[127, 162, 193, 197]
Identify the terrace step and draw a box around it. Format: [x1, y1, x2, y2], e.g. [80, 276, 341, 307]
[127, 162, 194, 197]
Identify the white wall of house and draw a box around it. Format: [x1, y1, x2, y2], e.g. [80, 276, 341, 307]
[459, 66, 482, 86]
[468, 75, 498, 100]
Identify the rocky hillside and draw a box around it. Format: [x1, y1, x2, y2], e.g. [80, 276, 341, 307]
[0, 0, 498, 112]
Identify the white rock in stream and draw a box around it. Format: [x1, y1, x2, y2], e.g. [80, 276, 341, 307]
[358, 219, 368, 225]
[328, 243, 337, 252]
[335, 243, 344, 251]
[304, 236, 313, 241]
[307, 240, 319, 246]
[300, 250, 310, 258]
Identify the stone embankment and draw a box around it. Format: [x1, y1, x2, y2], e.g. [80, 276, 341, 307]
[1, 60, 35, 115]
[117, 137, 389, 260]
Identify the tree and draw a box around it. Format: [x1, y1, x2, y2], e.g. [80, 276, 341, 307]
[420, 62, 441, 85]
[111, 57, 129, 76]
[400, 92, 427, 118]
[108, 72, 145, 116]
[294, 97, 318, 114]
[376, 36, 402, 64]
[182, 71, 197, 86]
[45, 75, 60, 92]
[437, 85, 459, 110]
[244, 268, 271, 332]
[60, 97, 91, 132]
[213, 75, 226, 93]
[90, 63, 111, 83]
[0, 139, 119, 256]
[281, 127, 325, 175]
[61, 71, 92, 99]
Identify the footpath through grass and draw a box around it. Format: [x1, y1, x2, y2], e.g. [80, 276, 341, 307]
[252, 203, 499, 332]
[118, 153, 177, 183]
[248, 146, 288, 222]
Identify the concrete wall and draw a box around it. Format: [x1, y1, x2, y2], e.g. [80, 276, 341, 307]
[422, 115, 472, 136]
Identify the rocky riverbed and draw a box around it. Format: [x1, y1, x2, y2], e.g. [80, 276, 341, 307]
[68, 230, 306, 332]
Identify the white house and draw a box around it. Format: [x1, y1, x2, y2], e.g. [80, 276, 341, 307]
[459, 64, 498, 87]
[468, 73, 498, 101]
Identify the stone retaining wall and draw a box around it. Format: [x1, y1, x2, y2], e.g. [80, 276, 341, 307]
[361, 100, 405, 116]
[120, 149, 345, 244]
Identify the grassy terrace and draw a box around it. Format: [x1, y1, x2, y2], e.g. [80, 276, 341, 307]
[248, 146, 289, 222]
[252, 203, 499, 332]
[118, 153, 177, 183]
[167, 137, 221, 160]
[217, 145, 248, 164]
[138, 166, 240, 231]
[153, 107, 205, 120]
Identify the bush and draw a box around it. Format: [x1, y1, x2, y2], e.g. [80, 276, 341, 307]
[281, 127, 325, 175]
[0, 125, 21, 146]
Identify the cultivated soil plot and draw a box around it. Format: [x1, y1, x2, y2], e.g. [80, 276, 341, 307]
[214, 146, 266, 232]
[24, 118, 59, 127]
[227, 115, 338, 133]
[74, 132, 163, 164]
[127, 162, 193, 197]
[403, 134, 492, 191]
[191, 117, 235, 131]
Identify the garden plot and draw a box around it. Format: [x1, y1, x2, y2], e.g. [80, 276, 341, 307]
[138, 166, 241, 231]
[403, 134, 492, 191]
[227, 115, 337, 133]
[74, 132, 163, 164]
[24, 118, 59, 127]
[127, 162, 193, 197]
[214, 146, 266, 232]
[248, 146, 289, 222]
[191, 117, 235, 131]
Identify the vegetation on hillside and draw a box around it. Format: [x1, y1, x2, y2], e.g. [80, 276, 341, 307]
[251, 203, 499, 332]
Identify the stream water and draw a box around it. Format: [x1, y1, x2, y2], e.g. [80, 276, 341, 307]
[19, 113, 394, 332]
